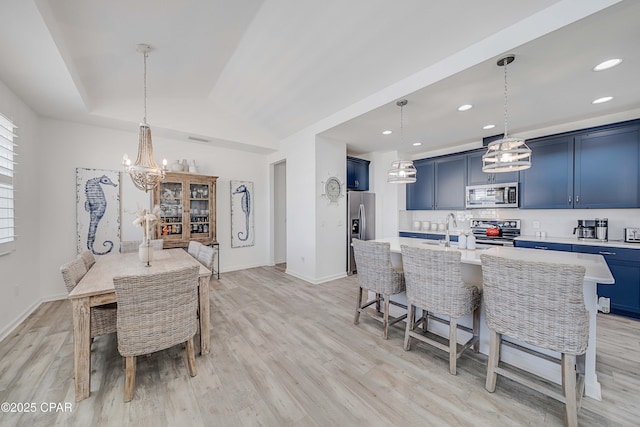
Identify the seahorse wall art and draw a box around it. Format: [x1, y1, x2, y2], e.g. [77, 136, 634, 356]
[231, 180, 255, 248]
[76, 168, 120, 256]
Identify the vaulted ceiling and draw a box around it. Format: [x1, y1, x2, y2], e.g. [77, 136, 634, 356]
[0, 0, 637, 155]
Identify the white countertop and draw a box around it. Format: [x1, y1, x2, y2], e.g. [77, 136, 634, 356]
[375, 237, 615, 284]
[515, 235, 640, 250]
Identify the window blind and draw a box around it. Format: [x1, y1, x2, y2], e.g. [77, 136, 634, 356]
[0, 113, 17, 254]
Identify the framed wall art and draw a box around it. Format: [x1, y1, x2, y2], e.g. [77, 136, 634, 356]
[76, 168, 120, 256]
[230, 180, 254, 248]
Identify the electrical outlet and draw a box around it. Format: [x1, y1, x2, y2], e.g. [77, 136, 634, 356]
[532, 220, 540, 229]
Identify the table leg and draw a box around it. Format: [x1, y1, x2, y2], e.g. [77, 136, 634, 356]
[583, 280, 602, 400]
[72, 297, 91, 401]
[198, 276, 211, 355]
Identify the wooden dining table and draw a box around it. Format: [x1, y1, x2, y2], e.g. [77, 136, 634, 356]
[68, 248, 212, 401]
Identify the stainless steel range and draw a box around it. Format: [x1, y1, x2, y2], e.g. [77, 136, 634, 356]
[470, 219, 521, 246]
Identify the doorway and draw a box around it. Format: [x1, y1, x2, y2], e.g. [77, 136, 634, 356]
[273, 161, 287, 266]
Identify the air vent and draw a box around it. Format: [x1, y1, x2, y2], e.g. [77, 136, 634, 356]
[188, 136, 210, 143]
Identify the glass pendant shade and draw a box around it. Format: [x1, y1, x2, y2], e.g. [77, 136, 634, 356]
[125, 123, 165, 192]
[482, 137, 531, 172]
[387, 160, 417, 183]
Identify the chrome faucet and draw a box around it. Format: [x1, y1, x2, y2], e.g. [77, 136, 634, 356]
[444, 213, 457, 247]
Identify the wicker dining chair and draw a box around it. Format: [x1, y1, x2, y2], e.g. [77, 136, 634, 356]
[352, 239, 407, 339]
[78, 250, 96, 270]
[150, 239, 164, 250]
[480, 254, 588, 427]
[401, 245, 481, 375]
[113, 265, 200, 402]
[60, 258, 117, 339]
[196, 245, 216, 270]
[187, 240, 203, 258]
[120, 240, 142, 253]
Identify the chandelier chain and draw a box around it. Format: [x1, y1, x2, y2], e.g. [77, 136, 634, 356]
[143, 50, 148, 124]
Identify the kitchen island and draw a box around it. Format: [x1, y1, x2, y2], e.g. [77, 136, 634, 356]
[373, 237, 614, 400]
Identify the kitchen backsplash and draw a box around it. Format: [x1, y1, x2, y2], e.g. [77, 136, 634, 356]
[399, 208, 640, 242]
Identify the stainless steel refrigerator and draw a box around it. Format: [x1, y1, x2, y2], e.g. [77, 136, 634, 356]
[347, 191, 375, 275]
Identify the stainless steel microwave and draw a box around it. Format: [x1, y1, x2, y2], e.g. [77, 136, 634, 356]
[465, 182, 518, 208]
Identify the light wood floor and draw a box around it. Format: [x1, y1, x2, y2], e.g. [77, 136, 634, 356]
[1, 266, 638, 426]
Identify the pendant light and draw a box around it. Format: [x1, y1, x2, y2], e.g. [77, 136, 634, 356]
[482, 55, 531, 173]
[387, 99, 417, 184]
[122, 44, 165, 192]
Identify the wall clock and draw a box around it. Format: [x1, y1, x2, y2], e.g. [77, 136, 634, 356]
[322, 176, 344, 204]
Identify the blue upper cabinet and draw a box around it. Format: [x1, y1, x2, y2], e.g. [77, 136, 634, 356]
[574, 126, 640, 208]
[406, 155, 466, 210]
[520, 135, 574, 209]
[406, 159, 435, 210]
[346, 156, 370, 191]
[434, 154, 467, 210]
[467, 149, 519, 185]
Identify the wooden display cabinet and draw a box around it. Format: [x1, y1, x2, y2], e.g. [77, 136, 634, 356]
[152, 172, 217, 248]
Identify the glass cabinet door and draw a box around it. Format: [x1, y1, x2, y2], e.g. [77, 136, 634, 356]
[189, 183, 211, 236]
[158, 181, 184, 238]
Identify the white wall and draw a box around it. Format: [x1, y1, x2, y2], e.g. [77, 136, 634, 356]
[315, 137, 347, 282]
[0, 80, 42, 339]
[37, 118, 270, 299]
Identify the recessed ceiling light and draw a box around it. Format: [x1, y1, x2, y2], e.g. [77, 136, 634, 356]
[382, 130, 392, 135]
[457, 104, 473, 111]
[593, 59, 622, 71]
[413, 142, 422, 146]
[592, 96, 613, 104]
[483, 124, 496, 130]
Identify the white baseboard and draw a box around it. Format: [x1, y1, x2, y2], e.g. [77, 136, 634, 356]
[284, 269, 347, 285]
[0, 299, 42, 343]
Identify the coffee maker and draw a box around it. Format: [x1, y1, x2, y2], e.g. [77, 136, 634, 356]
[573, 220, 596, 239]
[573, 219, 608, 241]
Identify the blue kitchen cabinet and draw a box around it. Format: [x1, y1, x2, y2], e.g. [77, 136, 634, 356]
[346, 156, 370, 191]
[574, 125, 640, 208]
[520, 135, 574, 209]
[573, 245, 640, 318]
[406, 159, 435, 210]
[399, 231, 456, 241]
[434, 154, 467, 210]
[467, 149, 519, 185]
[514, 240, 572, 252]
[406, 155, 467, 210]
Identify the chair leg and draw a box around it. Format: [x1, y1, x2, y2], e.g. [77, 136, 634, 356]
[186, 338, 197, 377]
[449, 317, 458, 375]
[421, 310, 428, 333]
[403, 304, 414, 351]
[382, 294, 390, 340]
[354, 286, 363, 325]
[124, 356, 137, 402]
[486, 329, 500, 392]
[562, 353, 578, 427]
[375, 293, 381, 313]
[472, 305, 480, 353]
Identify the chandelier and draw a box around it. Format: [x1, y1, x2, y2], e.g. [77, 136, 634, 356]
[387, 99, 417, 184]
[482, 55, 531, 173]
[122, 44, 165, 192]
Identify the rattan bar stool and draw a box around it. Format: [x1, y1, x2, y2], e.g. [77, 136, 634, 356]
[480, 254, 589, 427]
[401, 245, 481, 375]
[352, 239, 407, 339]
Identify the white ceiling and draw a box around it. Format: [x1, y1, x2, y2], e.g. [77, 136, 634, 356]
[0, 0, 637, 155]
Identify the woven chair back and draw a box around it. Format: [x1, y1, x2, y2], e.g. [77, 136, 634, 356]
[187, 241, 203, 258]
[196, 245, 216, 270]
[113, 266, 199, 357]
[60, 258, 88, 293]
[401, 245, 477, 318]
[120, 240, 142, 253]
[480, 254, 589, 355]
[352, 239, 405, 295]
[78, 250, 96, 270]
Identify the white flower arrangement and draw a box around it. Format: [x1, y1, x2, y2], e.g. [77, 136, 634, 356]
[133, 204, 162, 241]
